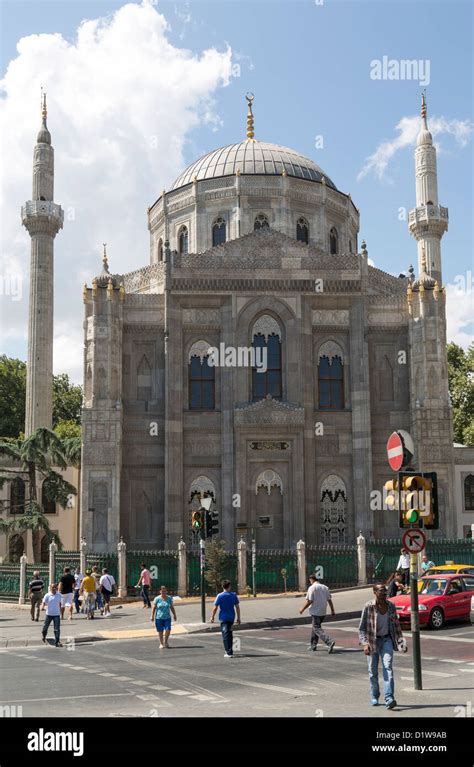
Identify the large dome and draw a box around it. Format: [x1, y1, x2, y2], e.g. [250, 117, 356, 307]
[170, 140, 338, 191]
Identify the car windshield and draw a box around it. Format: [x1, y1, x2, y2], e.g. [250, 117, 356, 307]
[420, 579, 448, 595]
[426, 569, 456, 575]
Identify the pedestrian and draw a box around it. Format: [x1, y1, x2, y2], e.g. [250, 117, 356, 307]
[386, 571, 405, 598]
[28, 570, 44, 621]
[58, 567, 75, 621]
[73, 567, 84, 614]
[359, 583, 407, 709]
[151, 585, 177, 649]
[421, 554, 435, 574]
[135, 563, 152, 608]
[99, 568, 116, 616]
[91, 566, 104, 615]
[299, 574, 336, 653]
[80, 569, 97, 619]
[395, 548, 410, 586]
[41, 583, 63, 647]
[210, 579, 241, 658]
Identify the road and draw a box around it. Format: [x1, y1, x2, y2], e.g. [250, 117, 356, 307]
[1, 618, 472, 718]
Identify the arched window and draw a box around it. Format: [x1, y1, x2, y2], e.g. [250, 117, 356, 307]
[296, 217, 309, 244]
[329, 226, 338, 255]
[379, 355, 394, 402]
[10, 477, 25, 514]
[178, 225, 189, 255]
[255, 469, 284, 548]
[42, 478, 56, 514]
[349, 239, 353, 253]
[212, 217, 226, 246]
[189, 341, 215, 410]
[464, 475, 474, 511]
[318, 341, 344, 409]
[137, 355, 152, 401]
[251, 316, 282, 401]
[254, 213, 270, 231]
[157, 239, 163, 262]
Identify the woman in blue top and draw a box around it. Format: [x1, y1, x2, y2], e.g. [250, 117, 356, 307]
[151, 585, 177, 649]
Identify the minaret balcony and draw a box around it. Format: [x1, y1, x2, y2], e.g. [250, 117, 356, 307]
[21, 200, 64, 235]
[408, 204, 448, 237]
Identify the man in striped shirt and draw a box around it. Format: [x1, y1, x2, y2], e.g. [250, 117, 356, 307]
[28, 571, 44, 622]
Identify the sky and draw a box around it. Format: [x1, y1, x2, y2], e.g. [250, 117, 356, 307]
[0, 0, 472, 384]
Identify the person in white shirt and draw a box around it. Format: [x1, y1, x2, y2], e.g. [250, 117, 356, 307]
[41, 583, 63, 647]
[299, 574, 336, 653]
[73, 567, 84, 614]
[395, 548, 410, 586]
[99, 568, 116, 616]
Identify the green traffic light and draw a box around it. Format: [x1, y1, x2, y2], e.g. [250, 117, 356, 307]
[406, 509, 419, 524]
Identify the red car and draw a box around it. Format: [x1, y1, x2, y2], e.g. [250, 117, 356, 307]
[389, 573, 474, 629]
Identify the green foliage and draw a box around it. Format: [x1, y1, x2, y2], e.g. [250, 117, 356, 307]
[54, 420, 81, 440]
[204, 538, 228, 595]
[447, 342, 474, 446]
[52, 374, 83, 427]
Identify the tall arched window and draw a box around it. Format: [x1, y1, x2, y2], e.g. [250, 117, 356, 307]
[10, 477, 25, 514]
[254, 213, 269, 231]
[157, 238, 163, 262]
[318, 341, 344, 409]
[296, 217, 309, 244]
[251, 316, 282, 401]
[329, 226, 338, 255]
[464, 475, 474, 510]
[178, 225, 189, 255]
[189, 341, 215, 410]
[42, 478, 56, 514]
[212, 217, 226, 246]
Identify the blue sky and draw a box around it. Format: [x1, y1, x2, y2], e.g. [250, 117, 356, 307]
[1, 0, 472, 380]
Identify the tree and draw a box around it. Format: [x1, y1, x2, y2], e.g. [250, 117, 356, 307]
[54, 420, 82, 440]
[0, 357, 83, 438]
[204, 538, 228, 595]
[0, 428, 79, 561]
[447, 342, 474, 446]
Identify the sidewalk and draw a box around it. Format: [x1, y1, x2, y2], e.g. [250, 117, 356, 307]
[0, 587, 373, 648]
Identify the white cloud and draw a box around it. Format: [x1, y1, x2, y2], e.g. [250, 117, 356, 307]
[358, 115, 473, 182]
[445, 282, 474, 349]
[0, 1, 233, 384]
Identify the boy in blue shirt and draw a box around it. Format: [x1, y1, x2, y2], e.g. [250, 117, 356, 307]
[210, 580, 241, 658]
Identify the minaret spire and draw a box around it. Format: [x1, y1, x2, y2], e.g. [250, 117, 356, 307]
[21, 96, 63, 435]
[408, 94, 448, 285]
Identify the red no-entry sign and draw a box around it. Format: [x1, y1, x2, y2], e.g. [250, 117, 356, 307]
[402, 528, 426, 553]
[387, 432, 404, 471]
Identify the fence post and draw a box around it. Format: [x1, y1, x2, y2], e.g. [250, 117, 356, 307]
[297, 540, 306, 592]
[19, 553, 28, 605]
[49, 539, 57, 586]
[357, 531, 367, 585]
[80, 537, 87, 575]
[117, 537, 127, 598]
[237, 537, 247, 594]
[178, 538, 187, 598]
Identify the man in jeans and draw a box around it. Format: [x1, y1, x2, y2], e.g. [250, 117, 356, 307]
[28, 570, 44, 621]
[359, 583, 407, 709]
[299, 574, 336, 653]
[210, 580, 241, 658]
[135, 563, 152, 608]
[41, 583, 63, 647]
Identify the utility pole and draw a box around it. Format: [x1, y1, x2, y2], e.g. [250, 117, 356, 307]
[251, 533, 256, 598]
[199, 535, 206, 623]
[409, 551, 423, 690]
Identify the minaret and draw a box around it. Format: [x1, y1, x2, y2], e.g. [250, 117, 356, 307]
[21, 93, 63, 436]
[408, 94, 448, 285]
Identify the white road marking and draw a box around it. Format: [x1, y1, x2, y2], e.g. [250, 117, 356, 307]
[1, 693, 133, 704]
[130, 680, 151, 686]
[401, 669, 455, 678]
[114, 676, 134, 681]
[149, 684, 171, 690]
[99, 672, 116, 677]
[168, 690, 192, 696]
[438, 659, 464, 664]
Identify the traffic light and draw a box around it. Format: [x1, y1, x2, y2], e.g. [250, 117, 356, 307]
[384, 478, 399, 511]
[421, 472, 439, 530]
[399, 472, 435, 528]
[191, 510, 203, 532]
[205, 510, 219, 538]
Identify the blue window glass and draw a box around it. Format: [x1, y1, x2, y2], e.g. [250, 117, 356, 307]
[252, 331, 282, 401]
[189, 355, 215, 410]
[318, 354, 344, 409]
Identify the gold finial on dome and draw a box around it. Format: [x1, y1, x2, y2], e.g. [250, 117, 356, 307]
[41, 87, 47, 121]
[246, 92, 255, 141]
[421, 90, 427, 119]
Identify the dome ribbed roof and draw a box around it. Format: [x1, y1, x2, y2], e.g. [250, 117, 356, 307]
[170, 141, 338, 191]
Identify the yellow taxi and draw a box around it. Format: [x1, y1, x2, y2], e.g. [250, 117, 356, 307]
[417, 562, 474, 592]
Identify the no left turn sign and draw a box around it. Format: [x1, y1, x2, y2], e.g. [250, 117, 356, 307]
[402, 528, 426, 553]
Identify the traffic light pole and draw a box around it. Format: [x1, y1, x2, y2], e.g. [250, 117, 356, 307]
[199, 536, 206, 623]
[251, 536, 256, 598]
[409, 552, 423, 690]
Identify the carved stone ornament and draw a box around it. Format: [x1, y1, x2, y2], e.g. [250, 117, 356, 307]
[321, 474, 346, 495]
[312, 310, 349, 326]
[318, 340, 344, 363]
[250, 441, 289, 451]
[235, 395, 305, 427]
[183, 309, 221, 326]
[190, 476, 216, 497]
[188, 339, 212, 362]
[255, 469, 283, 496]
[252, 315, 282, 341]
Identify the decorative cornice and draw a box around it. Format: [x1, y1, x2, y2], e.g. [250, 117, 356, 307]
[235, 395, 305, 427]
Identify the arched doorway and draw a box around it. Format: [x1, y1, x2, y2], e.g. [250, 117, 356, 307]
[255, 470, 283, 548]
[320, 475, 347, 544]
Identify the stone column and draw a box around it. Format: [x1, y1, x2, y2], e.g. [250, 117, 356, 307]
[220, 299, 235, 546]
[357, 531, 367, 585]
[49, 539, 57, 586]
[80, 537, 87, 575]
[19, 553, 28, 605]
[237, 537, 247, 594]
[297, 539, 306, 592]
[117, 537, 127, 598]
[178, 538, 187, 597]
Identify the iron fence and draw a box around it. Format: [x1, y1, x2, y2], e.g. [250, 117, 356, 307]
[126, 551, 178, 597]
[247, 549, 298, 594]
[306, 545, 358, 589]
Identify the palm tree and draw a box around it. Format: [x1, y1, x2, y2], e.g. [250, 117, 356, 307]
[0, 427, 80, 561]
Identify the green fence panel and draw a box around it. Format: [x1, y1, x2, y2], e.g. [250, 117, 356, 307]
[187, 551, 237, 596]
[425, 539, 474, 566]
[26, 564, 50, 588]
[246, 550, 298, 594]
[366, 538, 474, 583]
[0, 564, 21, 598]
[85, 553, 118, 583]
[54, 551, 81, 582]
[126, 551, 178, 597]
[306, 546, 358, 588]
